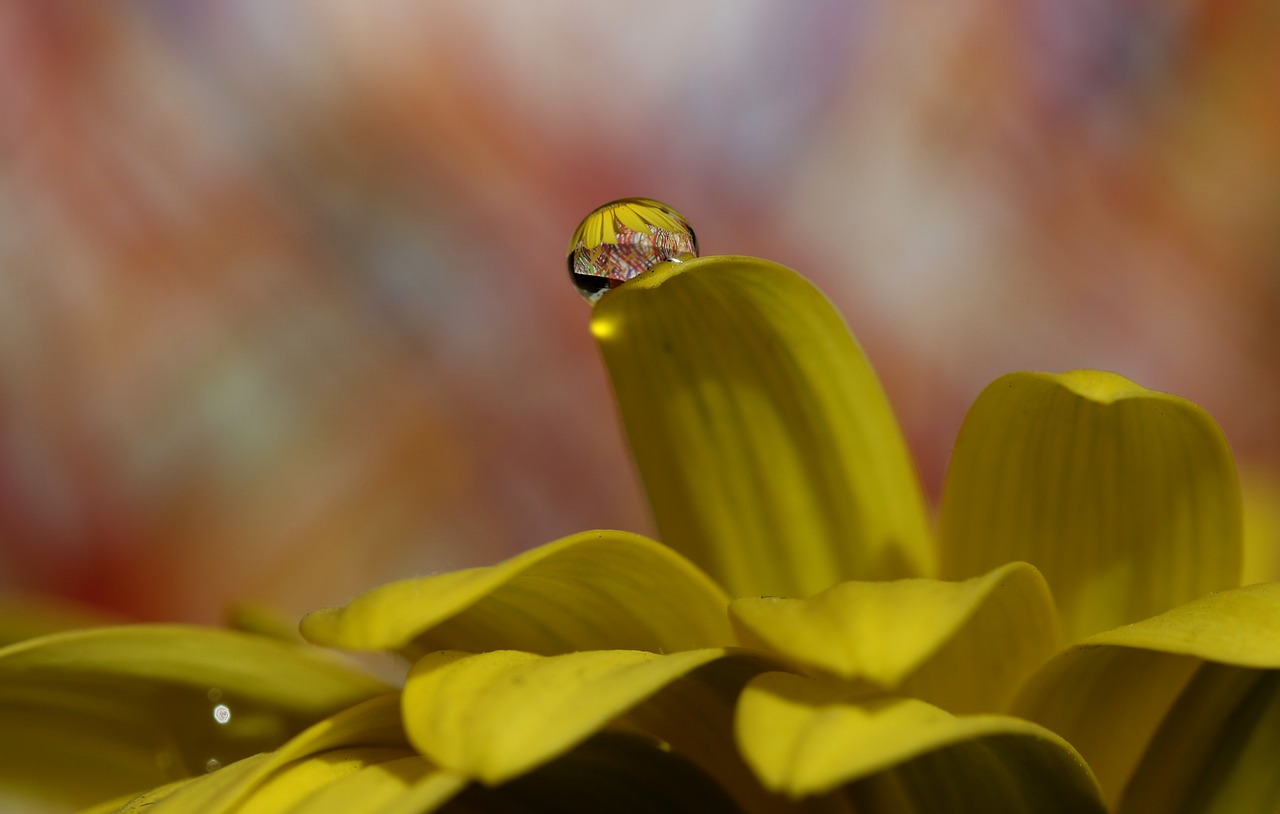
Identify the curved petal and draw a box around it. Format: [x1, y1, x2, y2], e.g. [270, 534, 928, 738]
[455, 732, 742, 814]
[301, 530, 733, 659]
[730, 562, 1060, 713]
[1242, 467, 1280, 585]
[115, 694, 466, 814]
[402, 648, 730, 785]
[273, 755, 448, 814]
[592, 256, 934, 598]
[0, 625, 390, 808]
[617, 652, 795, 814]
[937, 370, 1242, 641]
[1117, 664, 1280, 813]
[1013, 582, 1280, 809]
[735, 671, 1103, 811]
[215, 747, 419, 813]
[108, 754, 270, 813]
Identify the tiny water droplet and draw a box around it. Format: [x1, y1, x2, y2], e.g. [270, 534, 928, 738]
[212, 704, 232, 725]
[567, 198, 697, 302]
[205, 758, 222, 773]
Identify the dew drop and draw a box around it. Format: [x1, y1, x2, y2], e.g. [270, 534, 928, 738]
[567, 198, 697, 302]
[205, 758, 222, 773]
[212, 704, 232, 725]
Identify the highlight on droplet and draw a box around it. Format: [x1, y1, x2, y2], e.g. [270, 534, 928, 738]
[212, 704, 232, 725]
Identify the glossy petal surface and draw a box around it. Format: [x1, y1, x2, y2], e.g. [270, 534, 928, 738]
[0, 625, 389, 808]
[730, 562, 1060, 713]
[938, 370, 1242, 640]
[301, 530, 733, 659]
[593, 256, 933, 598]
[402, 648, 734, 785]
[735, 671, 1103, 810]
[1014, 582, 1280, 808]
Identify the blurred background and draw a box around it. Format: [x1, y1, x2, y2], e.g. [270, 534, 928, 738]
[2, 1, 1278, 624]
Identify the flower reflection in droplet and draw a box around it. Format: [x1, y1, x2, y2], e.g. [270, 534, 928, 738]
[567, 198, 697, 302]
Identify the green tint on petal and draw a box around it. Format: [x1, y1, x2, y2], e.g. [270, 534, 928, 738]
[735, 671, 1102, 810]
[593, 256, 933, 598]
[1013, 582, 1280, 808]
[730, 562, 1059, 713]
[937, 370, 1242, 641]
[0, 625, 389, 808]
[301, 530, 733, 659]
[402, 648, 729, 785]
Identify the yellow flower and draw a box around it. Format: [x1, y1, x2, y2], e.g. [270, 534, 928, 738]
[3, 200, 1278, 812]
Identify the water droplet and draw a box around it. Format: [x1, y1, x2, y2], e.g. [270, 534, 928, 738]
[212, 704, 232, 725]
[567, 198, 697, 302]
[206, 757, 222, 773]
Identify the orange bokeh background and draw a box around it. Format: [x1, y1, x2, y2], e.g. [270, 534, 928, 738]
[3, 2, 1278, 623]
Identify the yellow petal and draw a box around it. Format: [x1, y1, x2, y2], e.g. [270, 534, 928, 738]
[1117, 663, 1280, 813]
[236, 747, 420, 814]
[283, 756, 469, 814]
[110, 753, 271, 813]
[301, 530, 733, 659]
[593, 256, 933, 598]
[0, 625, 390, 808]
[402, 648, 731, 785]
[937, 370, 1242, 641]
[618, 652, 794, 814]
[735, 671, 1103, 811]
[1242, 467, 1280, 585]
[1013, 582, 1280, 808]
[457, 731, 742, 814]
[730, 562, 1060, 713]
[130, 694, 466, 814]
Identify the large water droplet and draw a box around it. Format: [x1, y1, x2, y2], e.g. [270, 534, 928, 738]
[567, 198, 697, 302]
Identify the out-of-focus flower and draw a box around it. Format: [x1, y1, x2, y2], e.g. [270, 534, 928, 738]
[4, 201, 1277, 811]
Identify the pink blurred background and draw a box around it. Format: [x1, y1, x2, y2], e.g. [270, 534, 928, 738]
[3, 1, 1278, 623]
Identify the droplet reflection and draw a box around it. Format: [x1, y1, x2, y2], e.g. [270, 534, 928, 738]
[213, 703, 232, 725]
[567, 198, 697, 302]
